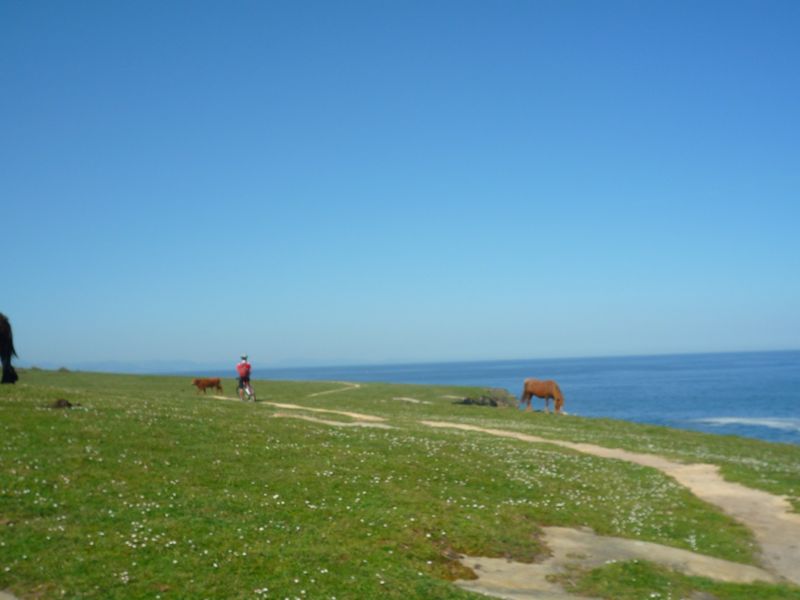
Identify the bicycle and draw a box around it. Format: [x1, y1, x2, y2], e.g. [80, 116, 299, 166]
[240, 380, 256, 402]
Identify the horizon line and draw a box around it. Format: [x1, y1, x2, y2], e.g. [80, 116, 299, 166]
[16, 347, 800, 376]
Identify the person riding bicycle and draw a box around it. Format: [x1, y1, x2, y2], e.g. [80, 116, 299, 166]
[236, 354, 252, 401]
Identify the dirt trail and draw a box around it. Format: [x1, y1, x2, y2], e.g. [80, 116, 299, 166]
[208, 395, 385, 423]
[272, 412, 393, 429]
[264, 402, 386, 422]
[423, 420, 800, 588]
[307, 382, 361, 397]
[458, 526, 779, 600]
[393, 397, 430, 404]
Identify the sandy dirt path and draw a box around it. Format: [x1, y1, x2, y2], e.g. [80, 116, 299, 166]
[208, 395, 385, 422]
[422, 420, 800, 587]
[272, 412, 394, 429]
[393, 396, 431, 404]
[458, 525, 779, 600]
[307, 382, 361, 397]
[263, 402, 386, 422]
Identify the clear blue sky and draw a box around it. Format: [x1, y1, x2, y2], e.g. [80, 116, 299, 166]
[2, 1, 799, 369]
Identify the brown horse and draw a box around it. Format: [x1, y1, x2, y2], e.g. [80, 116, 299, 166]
[521, 378, 564, 414]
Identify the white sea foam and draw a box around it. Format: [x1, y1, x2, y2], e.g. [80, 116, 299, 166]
[694, 417, 800, 433]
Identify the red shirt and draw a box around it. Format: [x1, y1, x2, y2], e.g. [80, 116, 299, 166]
[236, 362, 251, 378]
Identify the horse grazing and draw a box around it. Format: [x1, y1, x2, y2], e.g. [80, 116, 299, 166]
[0, 313, 18, 384]
[521, 378, 564, 414]
[192, 377, 223, 394]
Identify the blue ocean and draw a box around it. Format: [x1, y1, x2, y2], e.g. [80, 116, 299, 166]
[251, 351, 800, 446]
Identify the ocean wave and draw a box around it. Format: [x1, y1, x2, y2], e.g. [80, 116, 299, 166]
[693, 417, 800, 433]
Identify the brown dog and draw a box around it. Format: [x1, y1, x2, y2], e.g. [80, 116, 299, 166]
[192, 377, 223, 394]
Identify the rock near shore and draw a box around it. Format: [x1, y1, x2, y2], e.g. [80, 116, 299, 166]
[454, 388, 516, 408]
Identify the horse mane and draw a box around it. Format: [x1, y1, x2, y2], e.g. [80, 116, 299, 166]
[552, 382, 564, 410]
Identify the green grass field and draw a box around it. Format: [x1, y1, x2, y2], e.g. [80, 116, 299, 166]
[2, 370, 799, 599]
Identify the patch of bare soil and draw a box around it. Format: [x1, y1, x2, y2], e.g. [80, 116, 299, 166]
[307, 382, 361, 397]
[457, 526, 779, 600]
[263, 402, 386, 422]
[393, 397, 430, 404]
[210, 395, 239, 402]
[271, 412, 393, 429]
[423, 421, 800, 588]
[207, 395, 386, 423]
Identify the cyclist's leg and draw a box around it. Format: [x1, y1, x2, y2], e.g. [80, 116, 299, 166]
[238, 377, 244, 400]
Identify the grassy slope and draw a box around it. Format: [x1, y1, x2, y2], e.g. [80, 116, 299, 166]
[1, 370, 799, 600]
